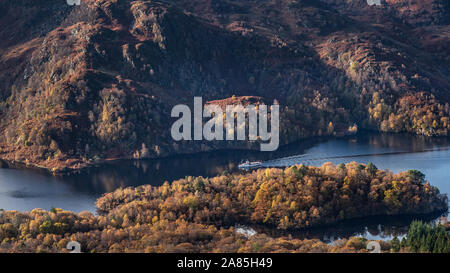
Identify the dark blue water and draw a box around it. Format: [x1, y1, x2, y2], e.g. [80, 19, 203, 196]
[0, 132, 449, 241]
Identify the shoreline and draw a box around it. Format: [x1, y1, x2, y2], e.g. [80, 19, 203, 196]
[1, 130, 448, 177]
[1, 162, 448, 253]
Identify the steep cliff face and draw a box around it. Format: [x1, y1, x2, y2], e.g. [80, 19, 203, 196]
[0, 0, 449, 172]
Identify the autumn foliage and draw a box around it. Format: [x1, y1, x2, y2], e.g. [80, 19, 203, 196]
[0, 162, 447, 253]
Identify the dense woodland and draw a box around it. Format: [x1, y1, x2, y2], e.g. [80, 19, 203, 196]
[96, 162, 447, 229]
[0, 0, 449, 172]
[0, 0, 449, 253]
[0, 162, 448, 253]
[403, 220, 450, 253]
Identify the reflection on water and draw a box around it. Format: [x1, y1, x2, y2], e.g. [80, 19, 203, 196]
[0, 132, 449, 240]
[245, 212, 444, 242]
[61, 132, 450, 198]
[0, 169, 96, 212]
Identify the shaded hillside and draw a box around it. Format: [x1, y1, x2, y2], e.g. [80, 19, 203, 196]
[0, 0, 449, 172]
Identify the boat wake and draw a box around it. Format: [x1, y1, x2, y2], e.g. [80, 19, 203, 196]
[256, 147, 450, 168]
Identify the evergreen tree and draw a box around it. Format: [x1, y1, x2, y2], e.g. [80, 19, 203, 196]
[406, 220, 450, 253]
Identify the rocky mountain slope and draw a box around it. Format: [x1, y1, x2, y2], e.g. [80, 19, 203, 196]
[0, 0, 449, 173]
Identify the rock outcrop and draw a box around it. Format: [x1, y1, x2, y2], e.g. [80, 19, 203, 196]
[0, 0, 449, 172]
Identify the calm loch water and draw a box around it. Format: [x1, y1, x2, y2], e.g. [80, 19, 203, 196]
[0, 132, 449, 241]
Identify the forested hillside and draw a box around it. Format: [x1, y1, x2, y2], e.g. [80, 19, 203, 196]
[96, 162, 447, 229]
[0, 0, 449, 172]
[0, 162, 447, 252]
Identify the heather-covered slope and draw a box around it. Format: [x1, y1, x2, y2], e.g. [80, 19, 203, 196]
[0, 0, 449, 172]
